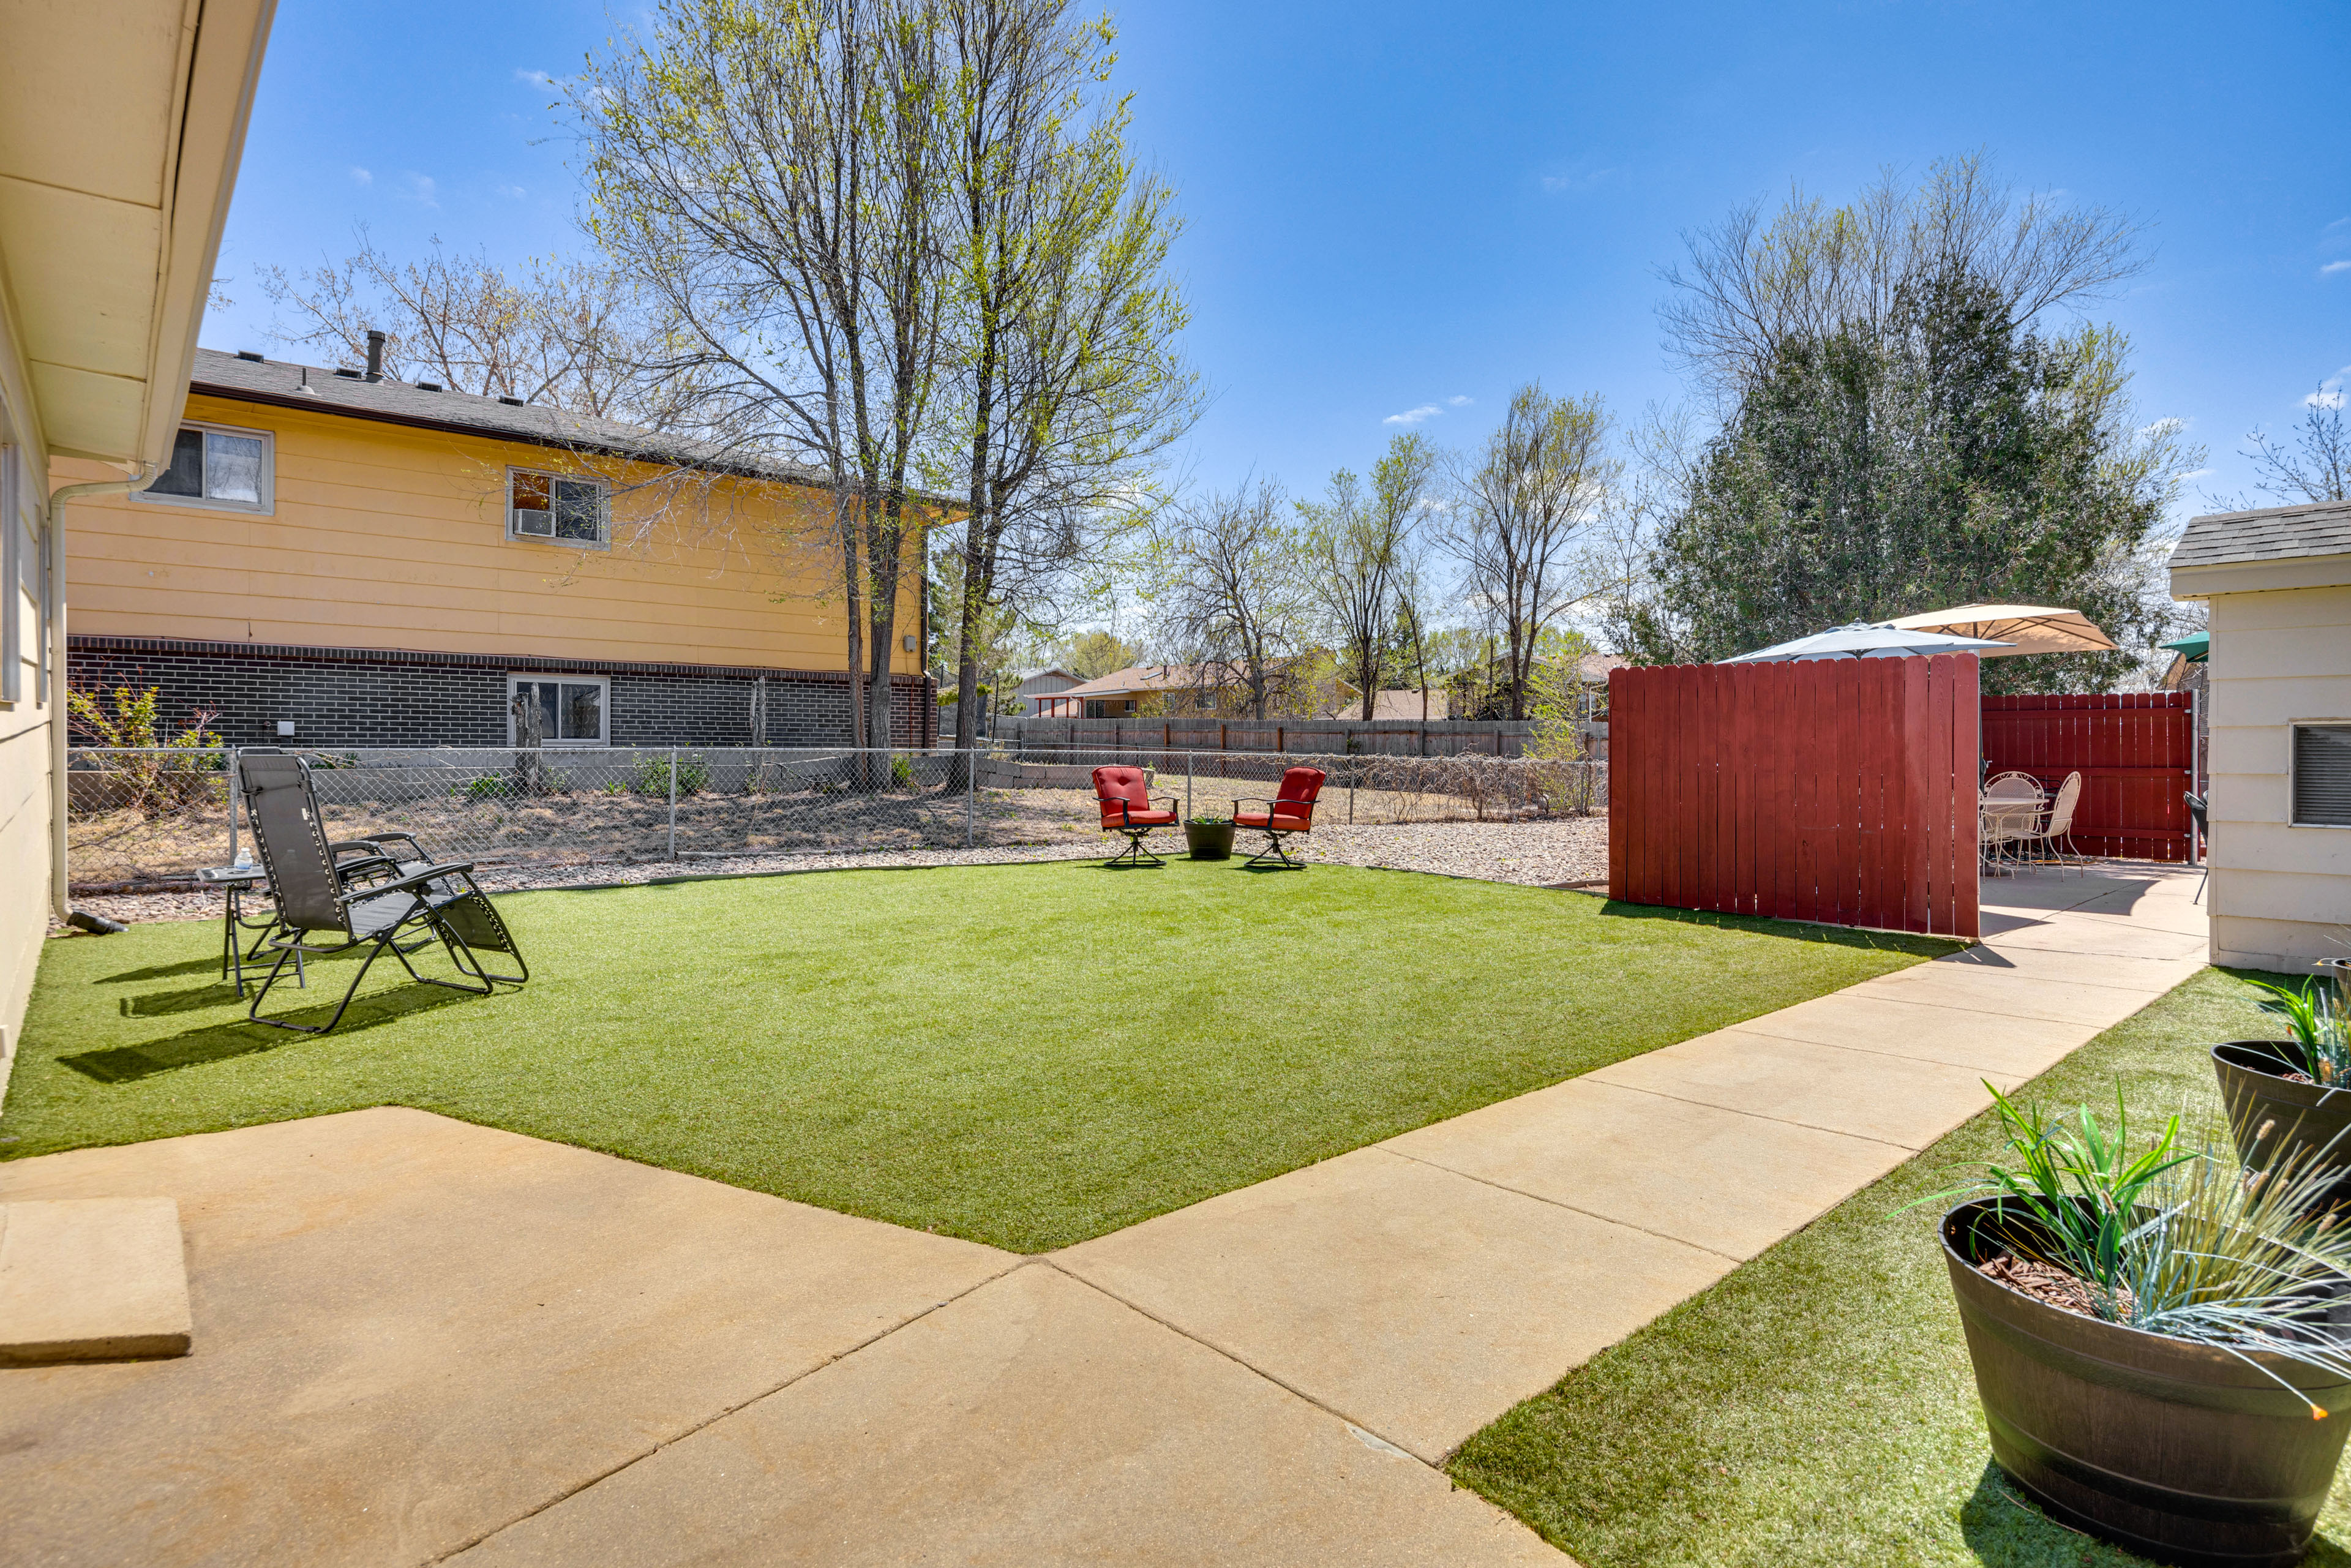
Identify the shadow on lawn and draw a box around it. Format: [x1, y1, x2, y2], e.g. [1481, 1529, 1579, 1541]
[1596, 899, 1962, 959]
[95, 956, 233, 985]
[1956, 1462, 2350, 1566]
[61, 984, 473, 1084]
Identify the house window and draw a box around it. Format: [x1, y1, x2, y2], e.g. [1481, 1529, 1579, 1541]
[135, 421, 272, 513]
[2292, 722, 2351, 827]
[508, 673, 610, 746]
[508, 468, 608, 546]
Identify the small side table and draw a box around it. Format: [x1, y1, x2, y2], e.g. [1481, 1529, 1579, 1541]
[195, 866, 301, 997]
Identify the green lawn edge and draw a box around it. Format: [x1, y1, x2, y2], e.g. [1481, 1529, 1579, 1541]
[1445, 964, 2351, 1568]
[1, 858, 1950, 1253]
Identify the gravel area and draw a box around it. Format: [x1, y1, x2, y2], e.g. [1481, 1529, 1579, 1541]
[50, 818, 1610, 932]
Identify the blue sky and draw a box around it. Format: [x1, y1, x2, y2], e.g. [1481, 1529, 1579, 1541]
[203, 0, 2350, 519]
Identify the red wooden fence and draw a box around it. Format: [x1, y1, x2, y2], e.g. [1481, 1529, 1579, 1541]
[1608, 656, 1981, 938]
[1979, 692, 2195, 863]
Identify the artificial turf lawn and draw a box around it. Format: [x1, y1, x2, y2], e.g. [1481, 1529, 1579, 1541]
[1445, 963, 2351, 1568]
[2, 857, 1946, 1251]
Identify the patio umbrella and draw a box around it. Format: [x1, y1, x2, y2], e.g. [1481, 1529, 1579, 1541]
[1715, 622, 2014, 664]
[1883, 604, 2117, 659]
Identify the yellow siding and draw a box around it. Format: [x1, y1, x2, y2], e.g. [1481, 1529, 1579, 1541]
[55, 392, 925, 675]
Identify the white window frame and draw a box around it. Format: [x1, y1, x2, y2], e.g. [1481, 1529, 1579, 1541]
[2288, 720, 2351, 829]
[506, 466, 611, 549]
[130, 418, 276, 515]
[507, 672, 612, 747]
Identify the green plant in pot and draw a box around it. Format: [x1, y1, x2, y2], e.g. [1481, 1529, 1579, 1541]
[1184, 814, 1234, 861]
[2214, 961, 2351, 1215]
[1920, 1085, 2351, 1567]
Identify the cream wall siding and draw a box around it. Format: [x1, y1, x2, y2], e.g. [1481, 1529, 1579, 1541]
[2205, 583, 2351, 973]
[58, 394, 923, 675]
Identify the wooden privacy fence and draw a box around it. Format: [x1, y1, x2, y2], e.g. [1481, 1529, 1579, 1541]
[1609, 656, 1982, 939]
[1979, 692, 2195, 862]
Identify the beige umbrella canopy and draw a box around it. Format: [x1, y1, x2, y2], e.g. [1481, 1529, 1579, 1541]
[1882, 604, 2117, 659]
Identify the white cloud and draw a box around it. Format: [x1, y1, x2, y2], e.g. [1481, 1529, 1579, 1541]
[496, 183, 528, 200]
[2322, 260, 2351, 276]
[348, 166, 373, 186]
[1383, 404, 1441, 426]
[2308, 387, 2346, 410]
[1447, 394, 1472, 407]
[515, 67, 559, 89]
[1539, 165, 1619, 195]
[396, 171, 438, 208]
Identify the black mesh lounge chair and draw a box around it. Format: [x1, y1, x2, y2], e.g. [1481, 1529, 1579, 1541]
[237, 752, 529, 1033]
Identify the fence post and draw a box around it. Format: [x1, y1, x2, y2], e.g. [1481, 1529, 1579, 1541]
[667, 746, 678, 860]
[1185, 752, 1193, 822]
[965, 741, 975, 847]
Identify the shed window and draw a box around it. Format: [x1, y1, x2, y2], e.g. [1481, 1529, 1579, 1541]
[2292, 723, 2351, 828]
[135, 422, 272, 513]
[508, 469, 608, 546]
[508, 673, 609, 746]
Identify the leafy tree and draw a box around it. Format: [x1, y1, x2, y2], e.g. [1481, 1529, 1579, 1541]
[1617, 159, 2195, 694]
[1054, 628, 1140, 678]
[1299, 432, 1434, 721]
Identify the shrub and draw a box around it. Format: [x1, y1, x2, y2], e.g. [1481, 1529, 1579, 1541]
[890, 753, 916, 789]
[634, 751, 709, 797]
[66, 684, 223, 817]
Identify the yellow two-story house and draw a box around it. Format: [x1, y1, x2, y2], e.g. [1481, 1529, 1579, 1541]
[56, 348, 936, 752]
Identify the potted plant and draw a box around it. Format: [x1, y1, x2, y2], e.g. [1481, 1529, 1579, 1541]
[2214, 960, 2351, 1214]
[1185, 814, 1234, 860]
[1925, 1087, 2351, 1567]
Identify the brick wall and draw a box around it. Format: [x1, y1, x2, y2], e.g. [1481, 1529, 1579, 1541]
[69, 636, 939, 750]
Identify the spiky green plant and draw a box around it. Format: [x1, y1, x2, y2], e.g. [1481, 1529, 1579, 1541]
[2249, 972, 2351, 1085]
[1916, 1084, 2351, 1416]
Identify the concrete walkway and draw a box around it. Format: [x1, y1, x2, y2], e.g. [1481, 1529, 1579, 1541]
[0, 865, 2208, 1566]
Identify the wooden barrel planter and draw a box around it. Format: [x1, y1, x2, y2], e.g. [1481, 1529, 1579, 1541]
[1184, 821, 1234, 861]
[2214, 1043, 2351, 1215]
[1942, 1198, 2351, 1567]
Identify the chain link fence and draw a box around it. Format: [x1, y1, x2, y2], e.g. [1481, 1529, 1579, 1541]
[65, 745, 1607, 890]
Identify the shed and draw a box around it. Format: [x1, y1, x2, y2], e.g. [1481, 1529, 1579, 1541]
[2169, 500, 2351, 973]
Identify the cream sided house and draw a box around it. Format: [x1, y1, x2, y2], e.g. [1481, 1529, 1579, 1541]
[55, 349, 938, 752]
[2169, 500, 2351, 974]
[3, 0, 276, 1065]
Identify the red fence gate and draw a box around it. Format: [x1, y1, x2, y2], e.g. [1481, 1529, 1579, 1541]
[1608, 656, 1981, 939]
[1979, 692, 2195, 863]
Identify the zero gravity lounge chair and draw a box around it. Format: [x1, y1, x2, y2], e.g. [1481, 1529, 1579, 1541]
[237, 751, 529, 1033]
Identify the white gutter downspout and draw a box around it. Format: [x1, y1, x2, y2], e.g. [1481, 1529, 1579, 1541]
[45, 467, 156, 920]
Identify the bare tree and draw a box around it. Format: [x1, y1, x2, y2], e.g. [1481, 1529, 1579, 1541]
[1442, 384, 1614, 719]
[2241, 391, 2351, 505]
[576, 0, 950, 760]
[1299, 431, 1433, 720]
[934, 0, 1198, 754]
[1659, 153, 2147, 402]
[259, 230, 666, 419]
[1152, 482, 1308, 719]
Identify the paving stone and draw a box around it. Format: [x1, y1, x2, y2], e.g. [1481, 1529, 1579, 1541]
[1383, 1077, 1910, 1260]
[1055, 1147, 1731, 1462]
[1589, 1030, 2011, 1147]
[450, 1262, 1566, 1567]
[0, 1198, 190, 1364]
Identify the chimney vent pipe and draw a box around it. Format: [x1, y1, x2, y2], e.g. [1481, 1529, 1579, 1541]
[364, 329, 385, 382]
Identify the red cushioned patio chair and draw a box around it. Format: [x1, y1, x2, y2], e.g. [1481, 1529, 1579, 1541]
[1233, 766, 1327, 869]
[1093, 765, 1179, 868]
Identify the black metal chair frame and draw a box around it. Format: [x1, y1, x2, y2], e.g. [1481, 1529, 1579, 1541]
[1099, 793, 1180, 868]
[2185, 790, 2210, 903]
[1232, 793, 1318, 869]
[237, 753, 530, 1034]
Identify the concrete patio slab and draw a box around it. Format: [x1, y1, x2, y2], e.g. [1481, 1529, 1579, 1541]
[1588, 1030, 2012, 1148]
[0, 1198, 190, 1364]
[1383, 1076, 1911, 1261]
[1968, 915, 2210, 961]
[1854, 964, 2169, 1028]
[1052, 1146, 1731, 1463]
[1925, 943, 2207, 991]
[1724, 991, 2102, 1079]
[0, 1108, 1015, 1568]
[452, 1262, 1564, 1567]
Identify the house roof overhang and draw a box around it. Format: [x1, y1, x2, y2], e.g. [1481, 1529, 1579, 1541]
[2170, 552, 2351, 600]
[0, 0, 276, 467]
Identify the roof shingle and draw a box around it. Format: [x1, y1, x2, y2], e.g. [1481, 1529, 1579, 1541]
[2172, 501, 2351, 569]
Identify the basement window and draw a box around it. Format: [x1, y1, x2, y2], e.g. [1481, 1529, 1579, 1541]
[508, 468, 608, 547]
[2292, 722, 2351, 828]
[508, 673, 609, 746]
[135, 422, 273, 514]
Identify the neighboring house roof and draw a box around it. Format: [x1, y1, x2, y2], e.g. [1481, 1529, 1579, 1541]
[1325, 690, 1451, 721]
[1577, 653, 1630, 683]
[2172, 501, 2351, 569]
[1016, 669, 1081, 694]
[1051, 664, 1223, 699]
[186, 347, 836, 488]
